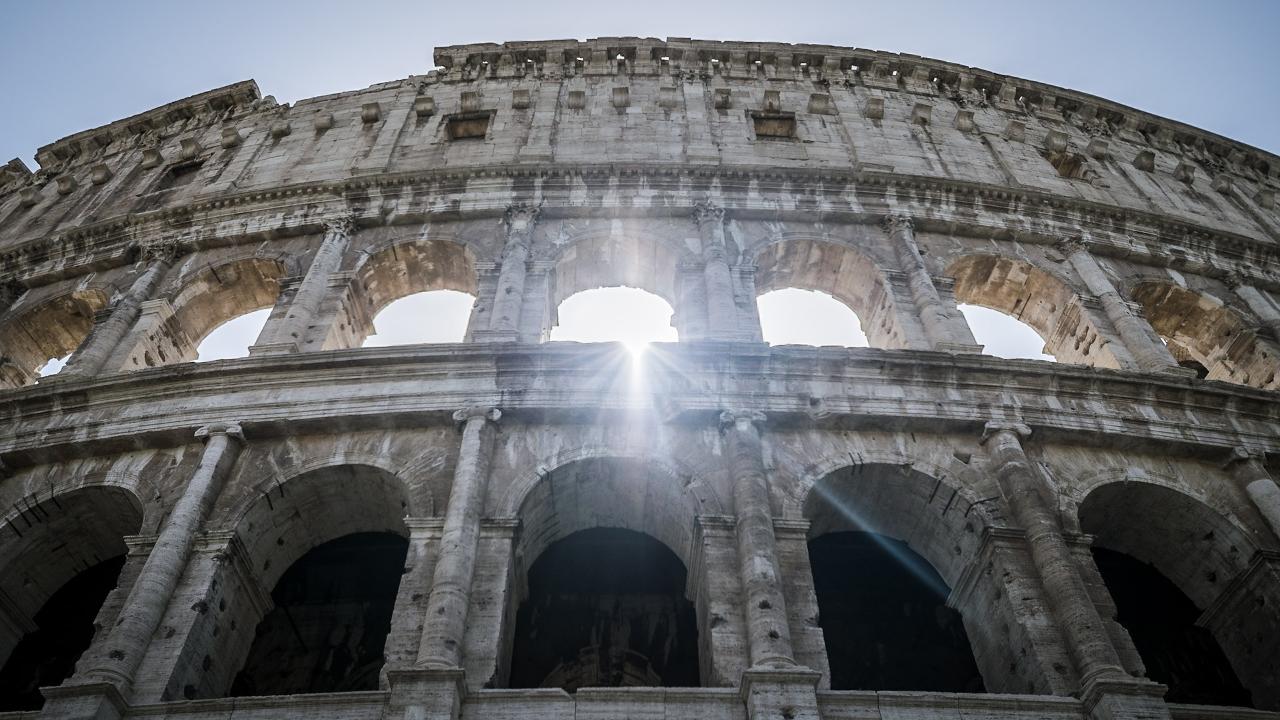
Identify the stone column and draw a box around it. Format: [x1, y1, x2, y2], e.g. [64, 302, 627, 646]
[1225, 447, 1280, 541]
[59, 237, 179, 379]
[417, 406, 502, 668]
[695, 202, 740, 341]
[1059, 238, 1185, 374]
[718, 410, 795, 668]
[884, 214, 981, 353]
[251, 214, 355, 355]
[981, 422, 1168, 719]
[82, 422, 244, 692]
[673, 260, 709, 341]
[481, 205, 539, 343]
[1227, 273, 1280, 342]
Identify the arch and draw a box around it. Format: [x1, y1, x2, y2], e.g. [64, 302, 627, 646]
[0, 288, 108, 387]
[548, 286, 678, 346]
[512, 456, 707, 572]
[335, 237, 477, 348]
[508, 527, 700, 691]
[1078, 479, 1276, 708]
[170, 257, 286, 349]
[753, 236, 904, 349]
[118, 256, 286, 370]
[185, 463, 415, 699]
[499, 447, 725, 527]
[1077, 479, 1256, 622]
[948, 254, 1120, 368]
[1130, 281, 1280, 390]
[549, 230, 686, 311]
[801, 464, 995, 591]
[228, 532, 409, 697]
[0, 484, 144, 705]
[802, 463, 1052, 695]
[231, 463, 412, 592]
[351, 236, 478, 320]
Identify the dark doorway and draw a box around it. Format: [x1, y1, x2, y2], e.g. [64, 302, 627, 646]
[1092, 547, 1252, 707]
[229, 532, 408, 697]
[0, 555, 127, 711]
[809, 532, 984, 692]
[509, 528, 699, 691]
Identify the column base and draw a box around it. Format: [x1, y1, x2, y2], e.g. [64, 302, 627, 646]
[469, 330, 521, 344]
[1154, 366, 1201, 380]
[740, 667, 822, 720]
[37, 681, 128, 720]
[1081, 675, 1170, 720]
[385, 667, 467, 720]
[247, 341, 299, 356]
[935, 341, 985, 354]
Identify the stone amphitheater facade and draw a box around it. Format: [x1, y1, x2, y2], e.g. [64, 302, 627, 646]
[1, 36, 1279, 720]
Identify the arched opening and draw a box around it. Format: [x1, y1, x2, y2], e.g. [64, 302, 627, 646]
[808, 532, 983, 692]
[0, 486, 143, 710]
[228, 532, 408, 697]
[1079, 481, 1276, 709]
[546, 233, 684, 345]
[757, 288, 868, 347]
[548, 287, 678, 349]
[505, 456, 711, 687]
[804, 467, 988, 693]
[1131, 282, 1279, 390]
[170, 465, 414, 700]
[754, 238, 903, 348]
[0, 557, 126, 710]
[333, 239, 476, 349]
[0, 289, 107, 387]
[949, 255, 1118, 367]
[363, 290, 475, 347]
[195, 308, 270, 361]
[509, 528, 699, 691]
[120, 257, 284, 370]
[957, 304, 1054, 361]
[1091, 547, 1250, 706]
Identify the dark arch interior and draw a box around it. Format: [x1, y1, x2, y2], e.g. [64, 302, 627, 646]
[509, 527, 699, 691]
[1092, 547, 1251, 708]
[0, 555, 127, 711]
[809, 532, 984, 693]
[229, 532, 408, 697]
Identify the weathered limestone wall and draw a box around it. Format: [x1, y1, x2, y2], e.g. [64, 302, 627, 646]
[0, 36, 1278, 720]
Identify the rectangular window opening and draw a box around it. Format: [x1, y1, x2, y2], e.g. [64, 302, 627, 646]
[447, 112, 492, 140]
[751, 111, 797, 139]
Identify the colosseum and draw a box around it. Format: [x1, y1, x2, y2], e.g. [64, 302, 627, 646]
[0, 36, 1278, 720]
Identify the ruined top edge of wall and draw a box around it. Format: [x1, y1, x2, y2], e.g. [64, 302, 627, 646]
[431, 37, 1278, 171]
[32, 80, 262, 169]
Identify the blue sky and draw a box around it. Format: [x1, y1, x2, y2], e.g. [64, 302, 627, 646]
[8, 1, 1276, 366]
[3, 0, 1277, 165]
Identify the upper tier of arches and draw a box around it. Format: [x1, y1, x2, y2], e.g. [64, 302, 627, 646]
[3, 210, 1275, 394]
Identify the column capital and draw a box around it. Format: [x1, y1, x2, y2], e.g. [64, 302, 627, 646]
[504, 203, 540, 234]
[720, 409, 767, 433]
[981, 420, 1032, 445]
[322, 211, 357, 236]
[1055, 235, 1093, 257]
[195, 421, 244, 443]
[452, 405, 502, 429]
[138, 234, 183, 264]
[692, 200, 725, 227]
[1223, 446, 1267, 470]
[882, 212, 914, 236]
[1221, 269, 1251, 291]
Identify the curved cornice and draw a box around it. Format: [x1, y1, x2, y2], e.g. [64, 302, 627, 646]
[1, 343, 1275, 469]
[3, 163, 1278, 292]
